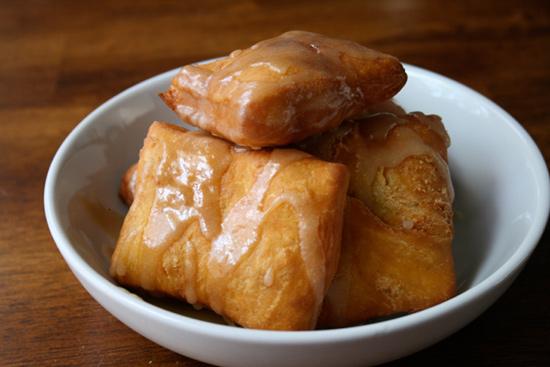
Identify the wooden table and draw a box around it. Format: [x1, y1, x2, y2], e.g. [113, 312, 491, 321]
[2, 1, 549, 365]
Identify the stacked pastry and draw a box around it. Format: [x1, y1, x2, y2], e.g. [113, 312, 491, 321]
[111, 31, 455, 330]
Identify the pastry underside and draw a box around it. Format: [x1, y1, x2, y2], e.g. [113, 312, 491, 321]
[300, 106, 456, 328]
[161, 30, 407, 148]
[110, 121, 349, 331]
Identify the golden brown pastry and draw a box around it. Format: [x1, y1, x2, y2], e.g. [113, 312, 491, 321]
[161, 30, 407, 148]
[111, 121, 349, 330]
[119, 163, 137, 205]
[301, 110, 455, 327]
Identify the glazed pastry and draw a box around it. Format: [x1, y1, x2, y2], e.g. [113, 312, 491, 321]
[119, 163, 137, 205]
[161, 30, 407, 148]
[111, 121, 349, 330]
[301, 110, 456, 327]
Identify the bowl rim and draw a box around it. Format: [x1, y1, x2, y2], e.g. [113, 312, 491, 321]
[44, 63, 550, 345]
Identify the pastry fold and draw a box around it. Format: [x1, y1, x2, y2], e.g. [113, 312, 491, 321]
[110, 121, 349, 330]
[301, 110, 456, 327]
[161, 30, 406, 148]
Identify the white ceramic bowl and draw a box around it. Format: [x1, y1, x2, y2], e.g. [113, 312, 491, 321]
[44, 64, 549, 367]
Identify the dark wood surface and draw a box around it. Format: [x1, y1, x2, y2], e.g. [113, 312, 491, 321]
[1, 1, 549, 366]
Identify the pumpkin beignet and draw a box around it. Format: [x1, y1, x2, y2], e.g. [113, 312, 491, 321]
[161, 30, 406, 148]
[301, 111, 456, 327]
[110, 121, 349, 330]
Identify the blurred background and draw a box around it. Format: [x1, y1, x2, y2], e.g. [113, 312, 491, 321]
[1, 1, 549, 366]
[3, 0, 548, 140]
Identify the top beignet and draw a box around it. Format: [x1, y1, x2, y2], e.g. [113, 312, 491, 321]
[161, 30, 407, 148]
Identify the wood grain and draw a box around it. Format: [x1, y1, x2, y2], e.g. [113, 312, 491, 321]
[1, 0, 549, 366]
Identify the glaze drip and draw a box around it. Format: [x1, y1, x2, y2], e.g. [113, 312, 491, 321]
[270, 192, 325, 315]
[207, 149, 313, 314]
[135, 130, 232, 291]
[143, 134, 231, 248]
[183, 240, 198, 304]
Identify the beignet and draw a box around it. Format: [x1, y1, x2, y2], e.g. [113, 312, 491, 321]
[110, 122, 349, 330]
[302, 111, 456, 327]
[161, 30, 406, 148]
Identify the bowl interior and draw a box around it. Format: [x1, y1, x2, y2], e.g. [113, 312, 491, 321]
[49, 66, 547, 326]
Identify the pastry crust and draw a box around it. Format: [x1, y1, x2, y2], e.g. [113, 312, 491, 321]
[119, 163, 137, 205]
[161, 31, 406, 148]
[301, 110, 456, 327]
[110, 121, 349, 330]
